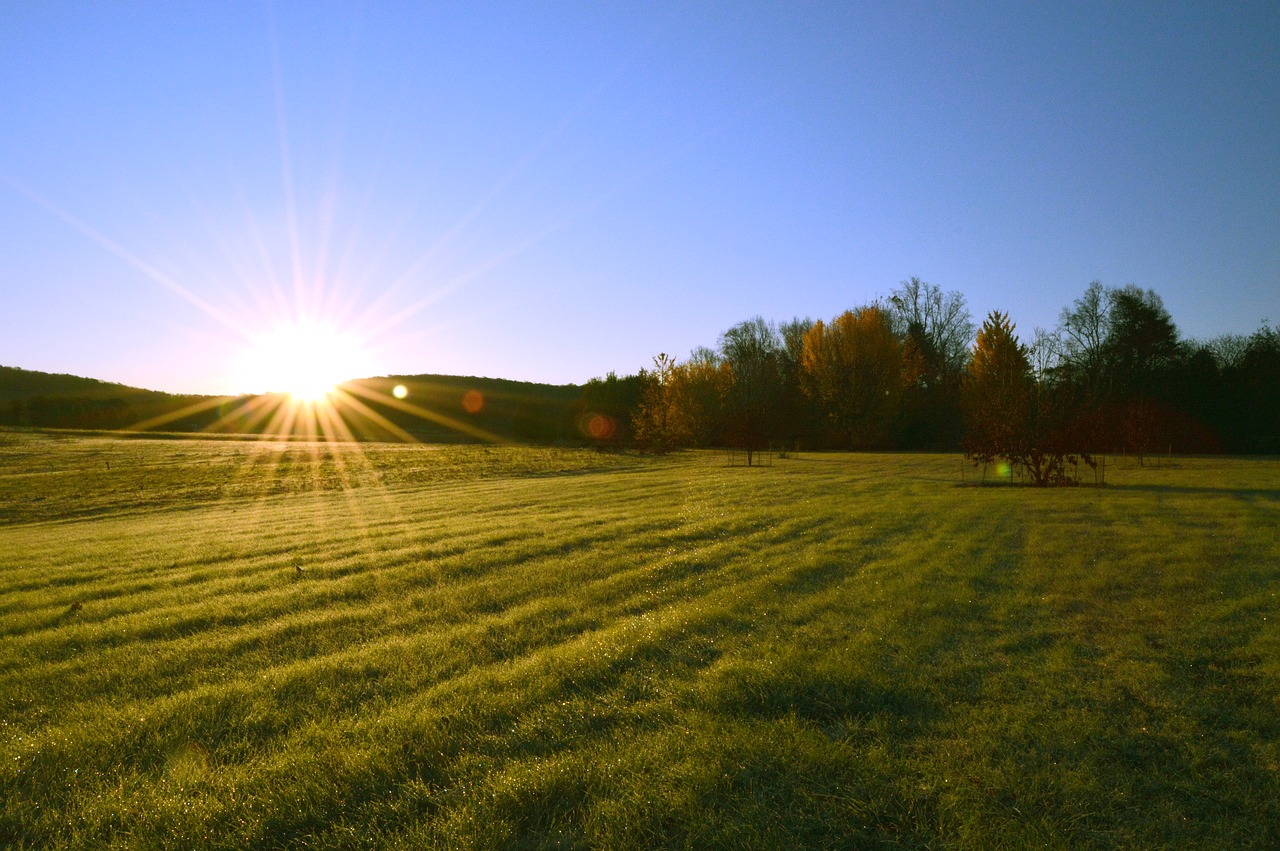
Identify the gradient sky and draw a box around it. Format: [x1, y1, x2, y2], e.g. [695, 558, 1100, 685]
[2, 1, 1277, 394]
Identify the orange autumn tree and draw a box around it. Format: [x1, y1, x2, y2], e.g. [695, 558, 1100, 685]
[962, 311, 1033, 471]
[633, 352, 729, 451]
[963, 310, 1092, 485]
[801, 306, 902, 448]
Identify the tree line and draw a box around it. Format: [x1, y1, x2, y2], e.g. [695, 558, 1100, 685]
[578, 278, 1280, 475]
[5, 285, 1276, 467]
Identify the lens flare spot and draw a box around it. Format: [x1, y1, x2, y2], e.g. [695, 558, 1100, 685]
[392, 384, 408, 399]
[462, 390, 484, 414]
[164, 742, 210, 783]
[586, 413, 616, 440]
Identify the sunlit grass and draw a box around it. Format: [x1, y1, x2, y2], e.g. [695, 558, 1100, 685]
[1, 433, 1278, 848]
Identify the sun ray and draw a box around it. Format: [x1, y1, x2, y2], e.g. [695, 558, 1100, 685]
[262, 395, 301, 439]
[125, 394, 243, 433]
[232, 177, 294, 323]
[225, 395, 288, 438]
[314, 407, 369, 499]
[266, 2, 310, 318]
[308, 395, 414, 531]
[341, 382, 510, 444]
[185, 197, 275, 324]
[326, 388, 424, 444]
[1, 175, 252, 339]
[347, 50, 637, 339]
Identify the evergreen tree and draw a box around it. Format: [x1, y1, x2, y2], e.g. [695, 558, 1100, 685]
[962, 311, 1033, 469]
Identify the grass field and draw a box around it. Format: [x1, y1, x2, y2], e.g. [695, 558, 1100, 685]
[2, 430, 1278, 849]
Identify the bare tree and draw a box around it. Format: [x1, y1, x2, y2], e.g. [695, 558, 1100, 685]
[718, 318, 784, 464]
[1051, 281, 1110, 400]
[1200, 333, 1249, 370]
[884, 277, 975, 376]
[1029, 327, 1060, 379]
[778, 317, 813, 375]
[883, 278, 973, 449]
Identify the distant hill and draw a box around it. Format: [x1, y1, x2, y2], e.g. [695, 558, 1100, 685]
[338, 374, 585, 444]
[0, 365, 223, 432]
[0, 365, 166, 402]
[0, 365, 591, 443]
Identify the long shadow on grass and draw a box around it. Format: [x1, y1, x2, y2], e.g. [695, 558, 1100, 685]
[988, 641, 1280, 847]
[1108, 484, 1280, 499]
[699, 663, 935, 733]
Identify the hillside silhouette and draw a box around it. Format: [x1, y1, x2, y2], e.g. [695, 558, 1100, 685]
[0, 366, 222, 433]
[0, 366, 586, 444]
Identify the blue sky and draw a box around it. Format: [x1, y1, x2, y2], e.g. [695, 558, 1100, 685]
[2, 1, 1277, 394]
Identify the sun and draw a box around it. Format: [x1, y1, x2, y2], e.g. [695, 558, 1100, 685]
[236, 319, 374, 404]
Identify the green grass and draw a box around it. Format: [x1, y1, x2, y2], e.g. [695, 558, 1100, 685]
[2, 431, 1279, 848]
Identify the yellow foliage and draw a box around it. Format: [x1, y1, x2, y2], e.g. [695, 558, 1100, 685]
[800, 306, 902, 447]
[634, 353, 731, 449]
[962, 311, 1033, 461]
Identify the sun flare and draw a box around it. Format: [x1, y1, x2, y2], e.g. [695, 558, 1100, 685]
[236, 320, 374, 404]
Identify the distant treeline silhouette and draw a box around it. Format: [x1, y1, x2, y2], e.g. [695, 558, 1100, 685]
[0, 367, 224, 432]
[3, 281, 1277, 462]
[578, 279, 1279, 466]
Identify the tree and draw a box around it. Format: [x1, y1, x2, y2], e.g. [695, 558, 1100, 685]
[964, 311, 1098, 485]
[633, 354, 680, 451]
[1201, 333, 1250, 371]
[801, 306, 902, 448]
[777, 317, 817, 447]
[1050, 280, 1111, 403]
[718, 317, 784, 464]
[1229, 324, 1280, 452]
[1028, 326, 1060, 379]
[633, 352, 729, 451]
[680, 348, 732, 447]
[882, 278, 973, 449]
[778, 317, 813, 369]
[1103, 285, 1182, 403]
[1096, 285, 1184, 455]
[962, 311, 1033, 471]
[577, 371, 646, 448]
[1043, 282, 1193, 454]
[884, 277, 975, 376]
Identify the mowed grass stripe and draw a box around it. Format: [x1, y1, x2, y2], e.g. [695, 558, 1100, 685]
[1, 434, 652, 525]
[4, 462, 856, 732]
[2, 437, 1278, 847]
[10, 458, 870, 834]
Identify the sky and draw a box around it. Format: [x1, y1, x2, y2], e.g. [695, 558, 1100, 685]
[2, 1, 1277, 395]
